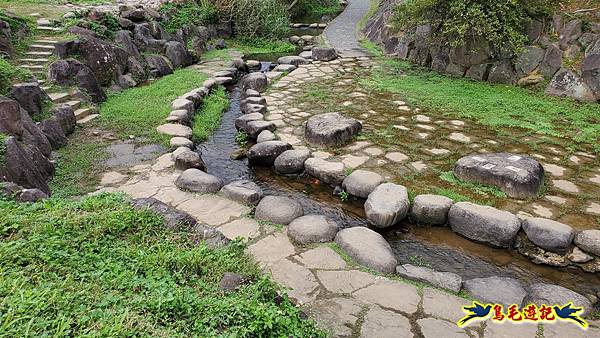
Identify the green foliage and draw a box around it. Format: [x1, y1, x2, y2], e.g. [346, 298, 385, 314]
[288, 0, 341, 19]
[392, 0, 557, 55]
[338, 190, 349, 202]
[0, 8, 31, 39]
[433, 188, 470, 202]
[98, 69, 208, 144]
[235, 130, 249, 147]
[0, 57, 31, 95]
[229, 0, 290, 39]
[192, 87, 230, 143]
[0, 132, 6, 166]
[439, 171, 507, 198]
[159, 0, 219, 34]
[63, 12, 120, 40]
[0, 194, 326, 337]
[362, 60, 600, 152]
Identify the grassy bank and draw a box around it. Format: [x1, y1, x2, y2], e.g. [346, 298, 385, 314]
[362, 58, 600, 152]
[0, 193, 325, 337]
[192, 87, 230, 143]
[202, 38, 296, 61]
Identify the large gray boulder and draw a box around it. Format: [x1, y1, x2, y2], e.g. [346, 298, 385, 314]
[342, 170, 384, 199]
[525, 283, 593, 316]
[256, 130, 276, 143]
[242, 103, 266, 115]
[335, 226, 397, 273]
[448, 202, 521, 248]
[175, 169, 223, 193]
[453, 153, 544, 199]
[522, 217, 574, 254]
[145, 54, 173, 78]
[51, 104, 76, 136]
[463, 277, 527, 307]
[305, 112, 362, 147]
[288, 214, 339, 245]
[574, 230, 600, 256]
[582, 54, 600, 101]
[364, 183, 409, 228]
[240, 72, 268, 92]
[255, 195, 303, 225]
[9, 83, 48, 117]
[39, 117, 67, 149]
[545, 68, 596, 102]
[396, 264, 462, 292]
[174, 149, 206, 171]
[274, 149, 310, 174]
[247, 141, 292, 166]
[244, 120, 275, 139]
[220, 180, 263, 205]
[410, 194, 453, 225]
[304, 158, 346, 186]
[0, 136, 54, 194]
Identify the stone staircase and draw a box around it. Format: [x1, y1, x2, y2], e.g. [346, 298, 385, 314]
[16, 16, 98, 124]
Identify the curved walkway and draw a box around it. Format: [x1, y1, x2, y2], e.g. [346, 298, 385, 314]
[324, 0, 371, 57]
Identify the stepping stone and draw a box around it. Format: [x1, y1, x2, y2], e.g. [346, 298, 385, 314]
[245, 120, 275, 138]
[341, 154, 369, 168]
[312, 47, 337, 61]
[247, 141, 292, 166]
[304, 112, 362, 147]
[156, 123, 193, 138]
[448, 202, 521, 248]
[335, 226, 397, 273]
[304, 158, 346, 186]
[25, 51, 52, 57]
[418, 318, 469, 338]
[256, 130, 276, 143]
[385, 152, 408, 162]
[552, 179, 579, 193]
[363, 147, 383, 156]
[172, 98, 194, 113]
[463, 277, 527, 307]
[220, 180, 263, 205]
[448, 132, 471, 143]
[274, 149, 310, 174]
[170, 136, 193, 149]
[411, 160, 427, 172]
[359, 306, 412, 338]
[76, 114, 98, 124]
[175, 169, 223, 193]
[543, 163, 566, 176]
[235, 112, 263, 130]
[342, 170, 384, 199]
[454, 153, 544, 198]
[586, 202, 600, 216]
[410, 194, 453, 225]
[364, 183, 409, 228]
[522, 217, 574, 253]
[574, 230, 600, 256]
[524, 283, 593, 316]
[396, 264, 462, 292]
[255, 195, 303, 225]
[277, 56, 308, 66]
[288, 214, 339, 245]
[247, 232, 296, 263]
[174, 149, 205, 171]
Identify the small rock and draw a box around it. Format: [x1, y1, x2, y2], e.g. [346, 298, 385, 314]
[341, 170, 384, 199]
[277, 56, 308, 66]
[175, 169, 223, 193]
[220, 180, 263, 205]
[567, 247, 593, 263]
[174, 149, 206, 171]
[219, 272, 246, 292]
[170, 136, 193, 149]
[255, 195, 303, 225]
[574, 230, 600, 256]
[410, 194, 453, 226]
[522, 217, 574, 254]
[312, 47, 338, 61]
[16, 189, 48, 203]
[335, 226, 397, 273]
[463, 277, 527, 307]
[274, 149, 311, 174]
[396, 264, 462, 293]
[288, 214, 339, 245]
[364, 183, 409, 228]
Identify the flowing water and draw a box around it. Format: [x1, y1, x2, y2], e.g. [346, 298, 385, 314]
[197, 86, 600, 300]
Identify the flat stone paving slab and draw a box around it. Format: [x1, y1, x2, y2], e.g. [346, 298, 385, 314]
[353, 278, 420, 314]
[359, 306, 413, 338]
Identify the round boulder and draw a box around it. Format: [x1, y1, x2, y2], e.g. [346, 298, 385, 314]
[256, 130, 276, 143]
[247, 141, 292, 166]
[288, 214, 339, 245]
[410, 194, 454, 225]
[220, 180, 264, 205]
[277, 55, 308, 66]
[525, 283, 593, 316]
[170, 136, 193, 149]
[334, 226, 397, 273]
[274, 149, 311, 174]
[341, 170, 384, 199]
[240, 72, 268, 92]
[174, 149, 206, 171]
[175, 169, 223, 193]
[312, 46, 338, 61]
[304, 158, 346, 186]
[574, 229, 600, 256]
[364, 183, 409, 228]
[522, 217, 574, 254]
[305, 112, 362, 147]
[255, 195, 304, 225]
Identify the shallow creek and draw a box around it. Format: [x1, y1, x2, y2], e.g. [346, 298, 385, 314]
[197, 85, 600, 300]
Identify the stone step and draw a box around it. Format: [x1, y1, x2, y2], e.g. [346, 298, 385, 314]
[25, 51, 53, 57]
[77, 113, 99, 124]
[34, 39, 58, 45]
[36, 18, 51, 26]
[41, 86, 51, 91]
[74, 107, 94, 120]
[19, 64, 44, 70]
[36, 26, 62, 32]
[19, 58, 49, 64]
[65, 100, 81, 110]
[30, 44, 55, 51]
[48, 92, 71, 103]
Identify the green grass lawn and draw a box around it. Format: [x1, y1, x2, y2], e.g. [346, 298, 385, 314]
[0, 193, 325, 337]
[362, 59, 600, 152]
[192, 87, 230, 143]
[98, 69, 208, 145]
[202, 38, 296, 61]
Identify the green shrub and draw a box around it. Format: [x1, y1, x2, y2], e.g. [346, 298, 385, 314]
[0, 57, 31, 95]
[228, 0, 290, 39]
[159, 0, 219, 33]
[288, 0, 342, 19]
[392, 0, 558, 55]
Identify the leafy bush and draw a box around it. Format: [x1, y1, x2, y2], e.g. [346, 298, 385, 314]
[287, 0, 342, 19]
[160, 0, 219, 33]
[228, 0, 290, 39]
[0, 57, 31, 95]
[0, 193, 326, 337]
[392, 0, 558, 54]
[62, 12, 121, 40]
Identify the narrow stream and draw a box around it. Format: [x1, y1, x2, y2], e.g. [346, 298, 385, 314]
[198, 86, 600, 300]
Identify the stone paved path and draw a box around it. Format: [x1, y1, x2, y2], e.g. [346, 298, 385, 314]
[324, 0, 371, 57]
